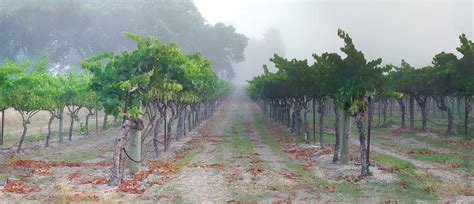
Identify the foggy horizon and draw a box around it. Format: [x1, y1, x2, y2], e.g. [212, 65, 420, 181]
[195, 0, 473, 86]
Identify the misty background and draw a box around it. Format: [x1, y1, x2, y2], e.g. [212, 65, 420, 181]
[1, 0, 472, 87]
[195, 0, 473, 86]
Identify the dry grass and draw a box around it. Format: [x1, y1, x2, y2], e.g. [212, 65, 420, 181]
[53, 177, 103, 203]
[434, 179, 472, 197]
[1, 108, 111, 147]
[2, 108, 108, 135]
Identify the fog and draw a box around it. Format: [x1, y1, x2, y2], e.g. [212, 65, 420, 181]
[194, 0, 473, 86]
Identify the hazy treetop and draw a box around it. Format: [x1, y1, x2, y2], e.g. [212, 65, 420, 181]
[195, 0, 473, 67]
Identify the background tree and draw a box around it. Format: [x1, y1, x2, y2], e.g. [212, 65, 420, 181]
[333, 29, 385, 176]
[4, 59, 52, 153]
[0, 0, 248, 79]
[453, 34, 474, 139]
[0, 59, 29, 146]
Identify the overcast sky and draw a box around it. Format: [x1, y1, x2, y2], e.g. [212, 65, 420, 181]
[194, 0, 473, 73]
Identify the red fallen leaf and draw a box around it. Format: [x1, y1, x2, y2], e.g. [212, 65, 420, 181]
[227, 200, 257, 204]
[279, 172, 299, 179]
[189, 163, 225, 169]
[40, 171, 52, 176]
[284, 149, 298, 154]
[447, 163, 459, 169]
[378, 166, 395, 173]
[321, 149, 333, 155]
[133, 170, 153, 181]
[399, 181, 409, 189]
[149, 161, 175, 172]
[246, 166, 264, 174]
[208, 163, 225, 169]
[81, 177, 109, 184]
[207, 137, 222, 142]
[52, 161, 83, 167]
[175, 149, 190, 160]
[68, 172, 82, 180]
[272, 201, 291, 204]
[148, 177, 166, 186]
[325, 185, 337, 192]
[351, 156, 361, 164]
[94, 161, 113, 166]
[245, 128, 254, 134]
[118, 180, 146, 194]
[250, 158, 262, 164]
[4, 180, 41, 193]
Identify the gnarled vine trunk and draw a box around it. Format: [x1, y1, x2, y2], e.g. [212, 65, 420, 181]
[340, 111, 351, 164]
[409, 94, 415, 130]
[434, 95, 454, 136]
[355, 111, 370, 177]
[45, 113, 55, 147]
[17, 120, 28, 153]
[333, 101, 341, 163]
[59, 108, 64, 143]
[414, 95, 428, 132]
[318, 100, 325, 149]
[397, 97, 406, 129]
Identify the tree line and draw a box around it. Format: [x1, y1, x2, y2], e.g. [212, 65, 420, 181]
[247, 29, 473, 177]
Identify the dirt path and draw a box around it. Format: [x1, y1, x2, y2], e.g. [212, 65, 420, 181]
[162, 100, 232, 202]
[242, 100, 323, 202]
[162, 91, 322, 202]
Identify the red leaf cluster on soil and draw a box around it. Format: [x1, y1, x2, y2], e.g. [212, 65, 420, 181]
[81, 177, 109, 184]
[117, 161, 177, 194]
[3, 180, 41, 193]
[118, 180, 146, 194]
[10, 159, 51, 174]
[9, 159, 113, 175]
